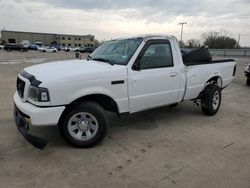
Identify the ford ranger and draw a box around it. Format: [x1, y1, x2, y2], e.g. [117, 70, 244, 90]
[13, 35, 236, 149]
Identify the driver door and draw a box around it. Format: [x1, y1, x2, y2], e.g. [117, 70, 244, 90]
[128, 39, 182, 113]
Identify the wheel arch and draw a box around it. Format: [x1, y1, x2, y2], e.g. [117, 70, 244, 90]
[59, 94, 120, 123]
[204, 75, 223, 89]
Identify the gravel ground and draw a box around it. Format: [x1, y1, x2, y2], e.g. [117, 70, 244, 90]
[0, 51, 250, 188]
[0, 50, 86, 64]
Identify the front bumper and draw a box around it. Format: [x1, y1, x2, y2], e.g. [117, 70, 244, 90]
[13, 92, 65, 149]
[14, 105, 48, 149]
[14, 92, 65, 126]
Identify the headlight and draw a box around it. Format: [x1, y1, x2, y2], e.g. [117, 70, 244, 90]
[28, 86, 50, 102]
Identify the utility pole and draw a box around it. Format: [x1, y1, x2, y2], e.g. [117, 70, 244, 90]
[179, 22, 187, 42]
[237, 34, 241, 48]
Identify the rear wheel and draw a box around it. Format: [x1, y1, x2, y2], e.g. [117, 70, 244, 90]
[201, 84, 221, 116]
[59, 102, 108, 148]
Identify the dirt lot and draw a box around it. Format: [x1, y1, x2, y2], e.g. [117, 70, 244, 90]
[0, 50, 250, 188]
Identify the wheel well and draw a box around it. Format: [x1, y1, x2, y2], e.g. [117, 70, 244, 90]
[196, 76, 222, 100]
[66, 94, 119, 114]
[205, 76, 222, 88]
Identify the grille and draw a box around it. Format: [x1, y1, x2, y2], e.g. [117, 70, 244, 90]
[16, 77, 25, 98]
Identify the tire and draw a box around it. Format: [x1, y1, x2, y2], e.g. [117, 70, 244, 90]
[43, 50, 46, 53]
[201, 84, 221, 116]
[59, 101, 108, 148]
[247, 77, 250, 86]
[53, 50, 56, 53]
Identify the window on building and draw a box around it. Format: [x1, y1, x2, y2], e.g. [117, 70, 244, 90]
[68, 37, 71, 40]
[8, 39, 16, 43]
[75, 38, 77, 41]
[75, 44, 77, 47]
[62, 43, 65, 46]
[78, 44, 81, 47]
[68, 44, 71, 46]
[62, 37, 65, 40]
[78, 38, 81, 41]
[90, 38, 94, 41]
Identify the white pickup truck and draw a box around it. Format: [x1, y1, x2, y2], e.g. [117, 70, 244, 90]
[14, 35, 236, 149]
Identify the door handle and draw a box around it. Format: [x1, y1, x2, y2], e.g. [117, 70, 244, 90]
[170, 72, 178, 77]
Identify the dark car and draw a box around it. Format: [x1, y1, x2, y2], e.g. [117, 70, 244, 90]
[29, 44, 38, 50]
[78, 46, 96, 53]
[4, 44, 28, 52]
[245, 65, 250, 86]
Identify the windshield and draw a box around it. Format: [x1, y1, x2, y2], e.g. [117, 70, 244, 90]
[90, 38, 143, 65]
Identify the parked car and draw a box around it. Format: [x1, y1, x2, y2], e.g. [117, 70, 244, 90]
[54, 46, 62, 51]
[39, 47, 58, 53]
[64, 47, 79, 52]
[20, 40, 30, 49]
[29, 44, 38, 50]
[13, 35, 236, 149]
[245, 65, 250, 85]
[78, 46, 96, 53]
[4, 44, 28, 52]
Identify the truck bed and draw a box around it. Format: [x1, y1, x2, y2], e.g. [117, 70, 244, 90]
[184, 59, 235, 66]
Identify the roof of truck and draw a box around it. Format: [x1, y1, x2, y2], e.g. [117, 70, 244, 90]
[112, 34, 176, 41]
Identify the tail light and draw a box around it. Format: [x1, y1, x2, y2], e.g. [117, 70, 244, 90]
[233, 65, 236, 76]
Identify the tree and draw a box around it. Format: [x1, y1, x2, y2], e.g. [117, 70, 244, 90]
[202, 31, 238, 49]
[186, 39, 201, 48]
[179, 40, 185, 48]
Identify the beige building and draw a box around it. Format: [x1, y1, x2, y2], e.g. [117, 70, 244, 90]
[1, 30, 95, 47]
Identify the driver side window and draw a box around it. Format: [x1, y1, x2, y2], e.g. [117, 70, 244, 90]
[140, 42, 173, 70]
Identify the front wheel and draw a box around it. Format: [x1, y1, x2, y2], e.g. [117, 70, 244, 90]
[201, 84, 222, 116]
[59, 102, 108, 148]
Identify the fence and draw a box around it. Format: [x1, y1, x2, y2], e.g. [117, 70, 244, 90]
[209, 49, 250, 57]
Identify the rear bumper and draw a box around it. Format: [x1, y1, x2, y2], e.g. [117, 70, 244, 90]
[13, 92, 65, 126]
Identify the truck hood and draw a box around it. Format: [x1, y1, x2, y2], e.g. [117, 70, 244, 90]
[24, 59, 127, 84]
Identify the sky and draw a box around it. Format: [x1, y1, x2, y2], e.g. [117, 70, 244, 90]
[0, 0, 250, 46]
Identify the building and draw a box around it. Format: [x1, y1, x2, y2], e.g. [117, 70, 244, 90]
[1, 30, 95, 47]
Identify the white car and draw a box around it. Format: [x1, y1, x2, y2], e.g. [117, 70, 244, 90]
[39, 47, 58, 53]
[64, 47, 79, 52]
[13, 35, 236, 149]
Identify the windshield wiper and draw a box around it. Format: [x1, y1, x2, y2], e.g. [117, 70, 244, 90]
[87, 55, 92, 61]
[92, 58, 115, 66]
